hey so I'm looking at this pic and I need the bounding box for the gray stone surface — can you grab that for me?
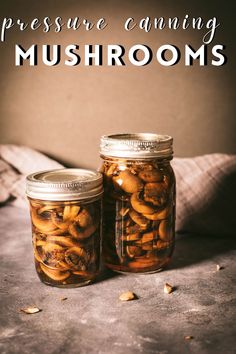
[0,205,235,354]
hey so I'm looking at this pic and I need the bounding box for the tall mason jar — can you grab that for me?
[100,133,176,273]
[26,169,103,287]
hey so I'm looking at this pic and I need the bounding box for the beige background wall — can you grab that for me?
[0,0,235,169]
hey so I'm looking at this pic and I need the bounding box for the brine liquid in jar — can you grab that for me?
[100,133,176,273]
[26,169,103,287]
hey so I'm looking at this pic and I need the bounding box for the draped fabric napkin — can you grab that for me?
[0,144,235,236]
[0,145,62,208]
[173,154,236,236]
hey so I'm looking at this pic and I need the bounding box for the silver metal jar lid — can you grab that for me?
[100,133,173,159]
[26,168,103,201]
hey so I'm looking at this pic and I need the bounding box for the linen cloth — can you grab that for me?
[0,144,235,235]
[172,154,236,236]
[0,145,62,208]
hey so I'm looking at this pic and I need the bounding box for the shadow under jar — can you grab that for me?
[100,133,176,274]
[26,169,103,287]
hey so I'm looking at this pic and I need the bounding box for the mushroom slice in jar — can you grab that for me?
[121,233,141,242]
[65,247,89,270]
[43,243,64,253]
[106,163,118,177]
[159,219,173,241]
[40,262,67,271]
[125,223,142,234]
[69,223,97,240]
[143,205,171,220]
[33,232,46,241]
[42,243,65,266]
[46,235,78,248]
[38,205,62,214]
[141,242,154,251]
[139,169,163,182]
[30,200,42,209]
[57,260,72,270]
[131,192,156,214]
[129,209,149,228]
[135,234,155,247]
[40,263,70,281]
[34,248,44,263]
[51,212,70,231]
[142,231,156,243]
[31,208,57,233]
[63,205,81,222]
[126,245,143,258]
[46,228,68,236]
[75,208,93,228]
[154,240,171,249]
[36,240,47,247]
[144,183,168,207]
[113,170,143,194]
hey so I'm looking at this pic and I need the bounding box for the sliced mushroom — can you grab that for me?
[141,242,154,251]
[42,243,65,266]
[154,240,171,249]
[142,231,156,243]
[34,248,43,263]
[134,232,157,246]
[131,192,156,214]
[40,263,70,281]
[125,223,142,234]
[113,170,143,194]
[144,183,168,207]
[139,169,163,182]
[106,163,118,177]
[51,212,70,231]
[30,200,41,209]
[129,209,149,228]
[126,245,143,258]
[33,232,46,241]
[36,240,47,247]
[121,233,141,242]
[65,247,89,270]
[38,205,62,214]
[69,223,96,240]
[39,262,67,271]
[143,205,170,220]
[31,208,57,233]
[57,260,72,270]
[75,209,92,228]
[46,228,67,236]
[159,219,173,241]
[43,243,64,253]
[63,205,81,222]
[46,235,78,248]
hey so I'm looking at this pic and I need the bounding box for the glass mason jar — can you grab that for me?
[100,133,175,273]
[26,169,103,287]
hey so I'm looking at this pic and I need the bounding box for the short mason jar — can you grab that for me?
[100,133,176,274]
[26,169,103,287]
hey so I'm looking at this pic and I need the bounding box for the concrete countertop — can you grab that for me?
[0,206,235,354]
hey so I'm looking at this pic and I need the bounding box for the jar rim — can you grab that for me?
[26,168,103,201]
[100,133,173,159]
